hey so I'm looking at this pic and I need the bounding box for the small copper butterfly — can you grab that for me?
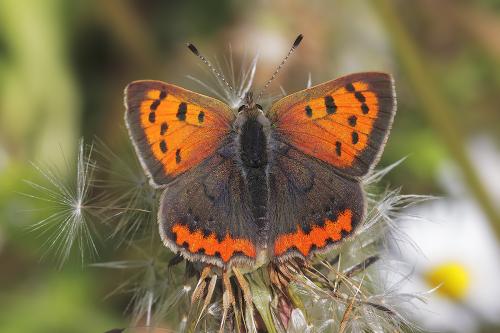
[124,35,396,268]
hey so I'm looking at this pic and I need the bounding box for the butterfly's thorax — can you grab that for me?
[235,108,271,235]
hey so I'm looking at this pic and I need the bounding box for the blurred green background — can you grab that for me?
[1,0,499,332]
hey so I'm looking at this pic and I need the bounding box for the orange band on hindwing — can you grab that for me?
[171,224,256,263]
[274,210,353,257]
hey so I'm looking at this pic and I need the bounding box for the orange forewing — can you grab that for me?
[269,73,395,177]
[275,82,376,167]
[125,81,234,186]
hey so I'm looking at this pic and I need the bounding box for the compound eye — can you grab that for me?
[238,105,245,112]
[256,104,263,110]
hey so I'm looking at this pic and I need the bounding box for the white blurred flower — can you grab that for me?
[390,137,500,332]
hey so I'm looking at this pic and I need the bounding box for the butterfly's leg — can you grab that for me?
[191,265,212,304]
[233,267,255,331]
[233,267,253,313]
[194,271,218,329]
[220,269,236,333]
[269,263,290,296]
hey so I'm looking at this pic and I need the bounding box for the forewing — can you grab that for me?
[268,72,396,177]
[125,80,235,186]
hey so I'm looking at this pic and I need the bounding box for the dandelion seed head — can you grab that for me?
[25,139,99,267]
[73,201,82,216]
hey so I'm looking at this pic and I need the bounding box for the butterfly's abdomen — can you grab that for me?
[239,117,269,230]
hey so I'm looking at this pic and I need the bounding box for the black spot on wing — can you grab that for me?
[345,83,355,92]
[148,112,156,123]
[305,105,313,118]
[159,89,167,100]
[150,99,161,111]
[354,91,366,103]
[177,103,187,121]
[324,95,337,114]
[351,132,359,144]
[348,115,357,127]
[335,141,342,156]
[302,224,312,234]
[198,111,205,123]
[361,103,369,114]
[160,122,168,135]
[159,140,167,153]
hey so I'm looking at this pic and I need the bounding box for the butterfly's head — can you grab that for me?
[238,91,263,117]
[234,91,270,136]
[244,91,255,108]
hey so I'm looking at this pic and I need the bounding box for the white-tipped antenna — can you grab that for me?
[256,34,303,101]
[186,43,233,92]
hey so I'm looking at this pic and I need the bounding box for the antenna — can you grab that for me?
[186,42,233,92]
[256,34,303,101]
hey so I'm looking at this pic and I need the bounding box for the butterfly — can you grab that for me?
[124,35,396,268]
